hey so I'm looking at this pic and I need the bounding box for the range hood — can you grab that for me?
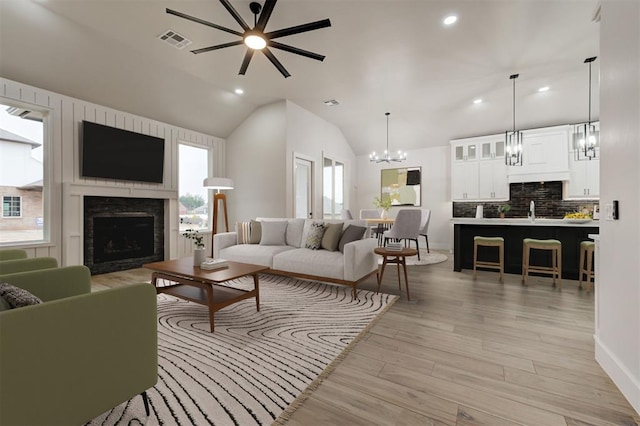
[507,125,570,183]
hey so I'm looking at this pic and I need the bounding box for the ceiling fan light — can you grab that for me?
[244,33,266,50]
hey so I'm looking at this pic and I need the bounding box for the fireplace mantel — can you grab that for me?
[62,183,180,267]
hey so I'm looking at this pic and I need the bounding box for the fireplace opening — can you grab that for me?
[93,216,154,264]
[84,196,164,275]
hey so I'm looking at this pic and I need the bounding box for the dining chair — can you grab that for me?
[419,209,431,253]
[383,209,423,259]
[341,209,354,220]
[359,209,383,241]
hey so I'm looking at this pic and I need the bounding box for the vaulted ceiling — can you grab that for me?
[0,0,600,155]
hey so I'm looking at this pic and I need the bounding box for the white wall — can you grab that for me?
[596,0,640,414]
[356,146,451,250]
[0,142,42,186]
[226,100,355,223]
[0,78,225,263]
[285,101,356,219]
[226,101,287,223]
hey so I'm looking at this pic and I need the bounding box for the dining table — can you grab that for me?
[365,218,395,245]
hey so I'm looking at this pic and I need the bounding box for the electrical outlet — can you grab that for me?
[604,203,614,221]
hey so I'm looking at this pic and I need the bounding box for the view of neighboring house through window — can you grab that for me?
[0,103,45,244]
[178,143,210,232]
[323,157,344,219]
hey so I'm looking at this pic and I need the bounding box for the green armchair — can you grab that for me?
[0,256,58,275]
[0,249,28,261]
[0,265,158,425]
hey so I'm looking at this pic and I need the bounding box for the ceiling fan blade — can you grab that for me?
[263,48,291,78]
[255,0,277,31]
[239,50,255,75]
[265,19,331,40]
[268,41,326,61]
[191,40,244,54]
[218,0,250,31]
[166,8,243,37]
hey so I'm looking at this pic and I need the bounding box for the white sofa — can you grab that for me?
[213,218,379,297]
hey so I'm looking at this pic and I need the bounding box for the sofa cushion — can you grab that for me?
[286,218,305,248]
[249,220,262,244]
[305,222,327,250]
[0,282,43,308]
[338,225,367,253]
[273,248,345,280]
[260,221,288,246]
[236,221,252,244]
[321,222,343,252]
[219,244,296,268]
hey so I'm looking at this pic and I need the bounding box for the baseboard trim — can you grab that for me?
[594,335,640,415]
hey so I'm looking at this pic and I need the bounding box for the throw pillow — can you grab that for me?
[259,221,288,246]
[236,221,252,244]
[338,225,367,253]
[321,222,344,252]
[0,295,11,312]
[305,222,327,250]
[249,220,262,244]
[0,282,43,309]
[285,218,305,248]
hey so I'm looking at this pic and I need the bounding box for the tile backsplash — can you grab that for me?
[453,181,598,218]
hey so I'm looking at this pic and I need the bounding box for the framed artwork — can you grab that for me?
[380,167,421,207]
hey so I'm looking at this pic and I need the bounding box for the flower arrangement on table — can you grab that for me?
[373,195,392,212]
[181,218,205,248]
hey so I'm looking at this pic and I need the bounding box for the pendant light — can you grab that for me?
[505,74,523,166]
[575,56,598,160]
[369,112,406,163]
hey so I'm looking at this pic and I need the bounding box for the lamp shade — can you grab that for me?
[203,177,234,190]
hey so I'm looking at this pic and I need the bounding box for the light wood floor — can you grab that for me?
[92,254,640,426]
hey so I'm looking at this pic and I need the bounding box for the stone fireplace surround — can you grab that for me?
[83,196,164,274]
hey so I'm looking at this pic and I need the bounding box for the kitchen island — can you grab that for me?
[452,218,599,280]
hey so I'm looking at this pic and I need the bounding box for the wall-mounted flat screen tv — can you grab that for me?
[81,121,165,183]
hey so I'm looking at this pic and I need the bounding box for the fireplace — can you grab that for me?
[84,196,164,274]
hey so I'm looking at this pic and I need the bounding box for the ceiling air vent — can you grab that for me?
[324,99,340,106]
[158,30,192,49]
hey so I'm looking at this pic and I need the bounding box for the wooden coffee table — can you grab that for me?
[143,257,268,332]
[374,247,418,301]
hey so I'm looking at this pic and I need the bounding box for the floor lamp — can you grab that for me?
[203,177,234,257]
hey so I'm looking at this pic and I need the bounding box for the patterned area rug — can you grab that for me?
[88,274,397,425]
[377,249,448,266]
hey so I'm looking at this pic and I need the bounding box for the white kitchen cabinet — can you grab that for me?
[451,140,479,201]
[566,155,599,198]
[452,160,479,200]
[452,136,507,201]
[478,138,508,200]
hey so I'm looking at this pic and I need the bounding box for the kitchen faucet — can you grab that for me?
[529,200,535,222]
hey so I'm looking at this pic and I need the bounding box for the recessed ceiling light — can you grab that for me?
[234,88,244,95]
[443,15,458,25]
[473,98,483,104]
[538,86,550,92]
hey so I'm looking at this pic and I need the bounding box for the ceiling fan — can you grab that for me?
[166,0,331,78]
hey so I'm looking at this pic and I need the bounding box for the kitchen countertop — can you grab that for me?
[451,218,600,227]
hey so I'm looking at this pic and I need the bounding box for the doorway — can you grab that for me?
[294,156,313,219]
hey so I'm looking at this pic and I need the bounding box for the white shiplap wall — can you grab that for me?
[1,78,225,265]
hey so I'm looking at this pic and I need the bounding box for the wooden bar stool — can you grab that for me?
[579,240,596,293]
[522,238,562,288]
[473,236,504,283]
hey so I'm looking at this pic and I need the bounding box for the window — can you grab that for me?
[2,196,21,217]
[0,102,46,244]
[178,143,210,232]
[323,157,344,219]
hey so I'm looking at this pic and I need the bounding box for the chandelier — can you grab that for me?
[369,112,406,163]
[505,74,523,166]
[574,56,598,160]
